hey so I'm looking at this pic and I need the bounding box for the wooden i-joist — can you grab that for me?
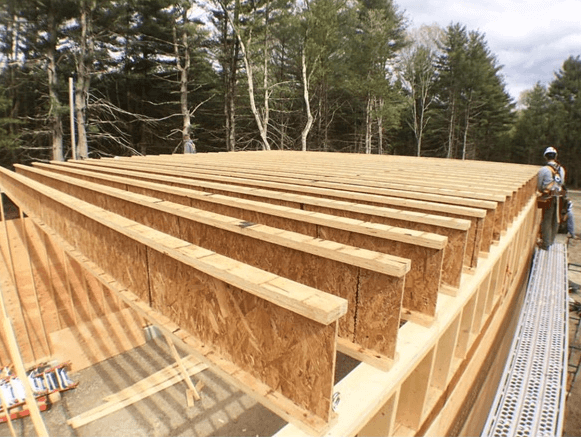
[0,151,541,435]
[30,162,470,291]
[48,158,488,268]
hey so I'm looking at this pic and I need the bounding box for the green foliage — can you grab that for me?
[510,83,553,164]
[428,23,514,160]
[548,56,581,186]
[0,89,23,169]
[0,0,575,167]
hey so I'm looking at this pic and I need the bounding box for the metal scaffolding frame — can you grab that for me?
[482,244,569,437]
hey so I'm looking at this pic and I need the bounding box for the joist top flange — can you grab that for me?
[62,158,492,218]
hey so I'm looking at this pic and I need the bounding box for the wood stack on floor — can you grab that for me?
[0,151,540,435]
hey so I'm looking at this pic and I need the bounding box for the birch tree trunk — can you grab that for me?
[462,108,469,160]
[225,12,239,152]
[261,12,270,145]
[300,49,313,152]
[220,0,270,150]
[364,95,372,154]
[237,31,270,150]
[446,97,455,159]
[47,6,64,161]
[75,1,94,159]
[174,6,190,140]
[377,97,384,155]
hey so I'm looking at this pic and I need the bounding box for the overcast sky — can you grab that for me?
[395,0,581,103]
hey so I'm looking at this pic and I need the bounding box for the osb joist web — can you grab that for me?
[0,151,540,435]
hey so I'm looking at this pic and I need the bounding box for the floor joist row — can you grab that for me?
[0,151,539,435]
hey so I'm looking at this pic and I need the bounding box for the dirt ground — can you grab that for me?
[0,336,359,437]
[0,337,287,437]
[564,189,581,437]
[2,192,581,437]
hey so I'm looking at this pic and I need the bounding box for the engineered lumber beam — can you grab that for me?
[17,165,412,364]
[104,154,499,229]
[62,158,493,261]
[256,151,539,229]
[224,150,536,197]
[28,163,451,318]
[275,196,537,437]
[126,153,505,209]
[178,157,508,242]
[42,160,479,275]
[0,167,347,429]
[131,154,509,238]
[167,150,537,235]
[23,215,338,435]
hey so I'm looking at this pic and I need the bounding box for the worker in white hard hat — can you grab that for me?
[537,146,573,248]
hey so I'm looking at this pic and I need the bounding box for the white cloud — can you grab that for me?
[397,0,581,101]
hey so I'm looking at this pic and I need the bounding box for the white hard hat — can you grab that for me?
[544,146,557,156]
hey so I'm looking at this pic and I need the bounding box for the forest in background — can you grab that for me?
[1,1,580,186]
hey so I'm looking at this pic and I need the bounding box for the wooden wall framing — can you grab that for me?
[276,187,538,437]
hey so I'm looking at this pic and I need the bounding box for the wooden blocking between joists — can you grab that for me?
[0,168,347,430]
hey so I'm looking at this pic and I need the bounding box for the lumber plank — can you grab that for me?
[68,358,207,428]
[102,355,205,403]
[164,335,200,403]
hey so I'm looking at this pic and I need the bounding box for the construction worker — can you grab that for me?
[183,134,196,154]
[558,188,579,239]
[537,146,566,249]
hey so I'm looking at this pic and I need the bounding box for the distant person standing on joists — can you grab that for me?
[537,146,565,249]
[183,134,196,154]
